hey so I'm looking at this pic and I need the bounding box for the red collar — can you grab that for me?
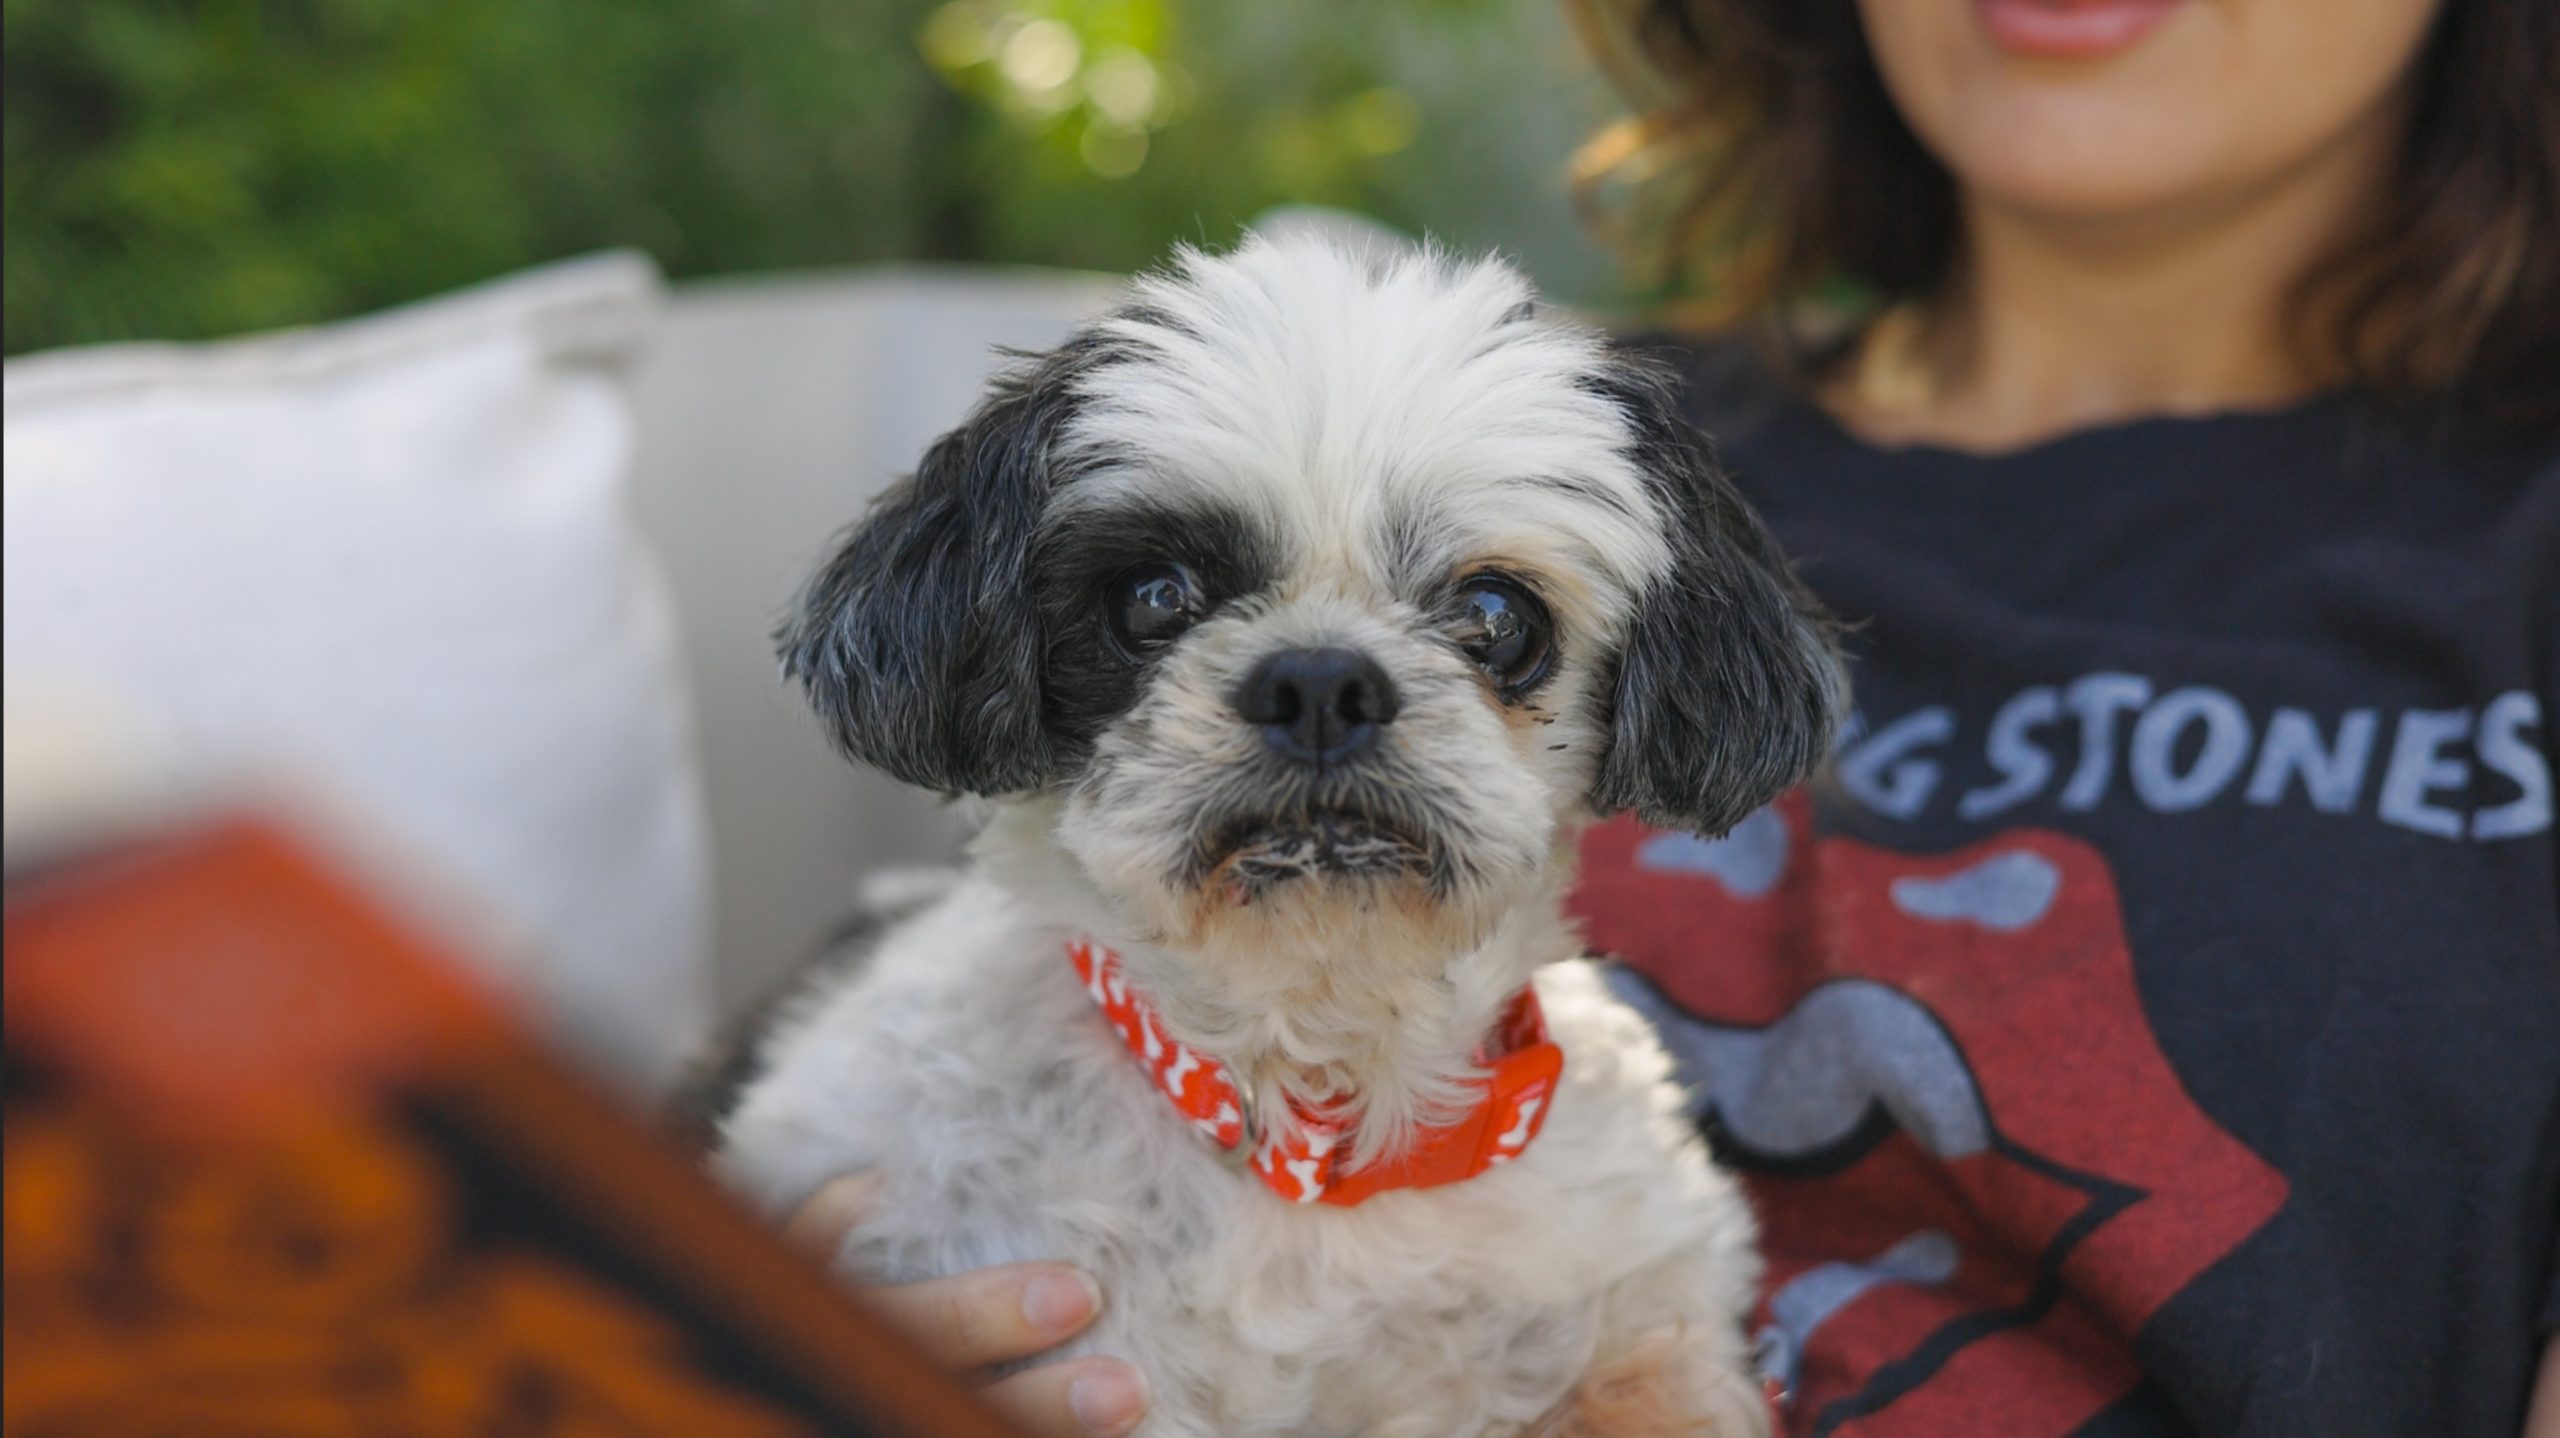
[1066,938,1562,1206]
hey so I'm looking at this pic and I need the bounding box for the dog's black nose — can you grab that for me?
[1234,647,1400,767]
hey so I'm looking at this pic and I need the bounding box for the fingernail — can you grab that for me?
[1020,1269,1101,1333]
[1068,1361,1149,1437]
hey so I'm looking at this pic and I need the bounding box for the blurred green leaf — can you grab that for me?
[4,0,1619,354]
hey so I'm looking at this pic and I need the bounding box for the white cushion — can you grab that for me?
[626,266,1120,1017]
[2,253,711,1093]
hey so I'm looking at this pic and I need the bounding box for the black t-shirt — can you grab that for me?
[1569,339,2559,1438]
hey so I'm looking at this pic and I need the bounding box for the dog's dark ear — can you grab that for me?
[1588,357,1846,835]
[777,342,1100,796]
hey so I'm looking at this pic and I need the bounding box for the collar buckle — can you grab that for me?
[1215,1085,1261,1170]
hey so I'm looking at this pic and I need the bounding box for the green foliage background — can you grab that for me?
[3,0,1620,355]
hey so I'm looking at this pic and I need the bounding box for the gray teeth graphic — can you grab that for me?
[1887,850,2061,932]
[1754,1229,1962,1400]
[1605,968,1992,1162]
[1633,805,1791,897]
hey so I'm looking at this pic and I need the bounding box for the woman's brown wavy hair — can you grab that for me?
[1568,0,2560,435]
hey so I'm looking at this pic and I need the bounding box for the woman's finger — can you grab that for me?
[980,1356,1151,1438]
[865,1261,1105,1370]
[781,1172,1128,1417]
[783,1172,888,1251]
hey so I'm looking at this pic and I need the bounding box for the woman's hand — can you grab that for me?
[787,1175,1151,1438]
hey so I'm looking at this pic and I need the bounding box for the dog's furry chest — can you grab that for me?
[718,883,1760,1437]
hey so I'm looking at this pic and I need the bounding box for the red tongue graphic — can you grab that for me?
[1572,795,2287,1437]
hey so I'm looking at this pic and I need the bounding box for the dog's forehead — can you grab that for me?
[1053,239,1676,607]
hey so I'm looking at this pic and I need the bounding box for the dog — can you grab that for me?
[710,234,1842,1436]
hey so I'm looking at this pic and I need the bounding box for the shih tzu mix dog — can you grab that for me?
[712,233,1841,1436]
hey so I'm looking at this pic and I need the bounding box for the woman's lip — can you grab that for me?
[1973,0,2186,58]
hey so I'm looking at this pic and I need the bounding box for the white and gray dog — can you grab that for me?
[711,234,1841,1437]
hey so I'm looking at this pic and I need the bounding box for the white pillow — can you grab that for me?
[2,253,711,1094]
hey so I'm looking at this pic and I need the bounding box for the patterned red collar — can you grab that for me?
[1066,938,1563,1206]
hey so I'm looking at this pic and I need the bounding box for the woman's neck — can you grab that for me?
[1828,96,2402,454]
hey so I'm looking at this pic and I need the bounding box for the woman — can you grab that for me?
[798,1,2557,1433]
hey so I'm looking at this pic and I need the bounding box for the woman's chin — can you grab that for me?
[1860,0,2438,233]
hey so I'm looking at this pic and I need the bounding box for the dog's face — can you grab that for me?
[783,237,1840,963]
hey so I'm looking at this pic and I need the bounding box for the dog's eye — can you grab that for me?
[1108,562,1205,653]
[1449,575,1554,698]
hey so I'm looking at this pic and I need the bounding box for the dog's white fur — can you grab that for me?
[719,237,1821,1436]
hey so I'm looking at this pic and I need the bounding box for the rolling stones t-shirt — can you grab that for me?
[1572,340,2559,1438]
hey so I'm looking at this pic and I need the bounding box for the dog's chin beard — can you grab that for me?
[1030,782,1539,980]
[1050,748,1547,960]
[1150,804,1518,961]
[1201,808,1432,906]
